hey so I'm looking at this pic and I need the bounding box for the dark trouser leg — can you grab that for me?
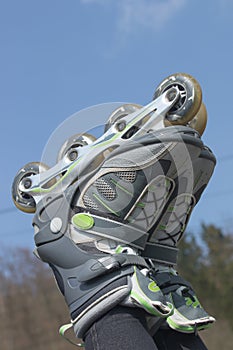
[84,306,209,350]
[84,306,158,350]
[153,328,208,350]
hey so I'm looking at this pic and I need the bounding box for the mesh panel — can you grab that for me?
[116,171,136,183]
[104,143,169,168]
[95,178,116,201]
[83,194,99,210]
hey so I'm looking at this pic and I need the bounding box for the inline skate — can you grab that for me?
[12,73,215,339]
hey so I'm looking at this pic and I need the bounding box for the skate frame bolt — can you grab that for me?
[68,149,78,161]
[115,120,126,132]
[22,178,32,189]
[166,87,178,102]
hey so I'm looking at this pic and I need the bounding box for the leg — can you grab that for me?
[84,306,158,350]
[153,328,208,350]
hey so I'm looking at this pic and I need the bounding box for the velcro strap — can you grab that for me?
[142,242,178,265]
[152,272,193,294]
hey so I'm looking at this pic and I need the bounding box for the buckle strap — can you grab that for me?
[142,242,178,265]
[77,254,148,282]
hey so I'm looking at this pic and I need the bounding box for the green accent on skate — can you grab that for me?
[92,99,166,150]
[92,131,120,148]
[136,202,145,208]
[92,193,119,216]
[59,323,72,337]
[168,206,175,212]
[31,157,82,194]
[159,224,166,231]
[167,316,212,333]
[130,267,173,317]
[130,290,160,316]
[185,296,202,309]
[148,178,171,193]
[115,245,124,254]
[127,216,134,223]
[148,185,157,192]
[110,178,133,196]
[131,289,173,318]
[148,281,160,293]
[72,213,94,230]
[167,293,212,333]
[91,111,144,149]
[167,317,196,333]
[59,323,85,347]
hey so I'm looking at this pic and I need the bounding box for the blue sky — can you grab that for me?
[1,0,233,249]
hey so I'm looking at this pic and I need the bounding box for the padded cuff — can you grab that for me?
[73,281,131,338]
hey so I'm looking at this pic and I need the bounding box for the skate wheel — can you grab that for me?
[105,103,142,132]
[188,103,207,136]
[153,73,202,125]
[12,162,49,213]
[57,133,96,162]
